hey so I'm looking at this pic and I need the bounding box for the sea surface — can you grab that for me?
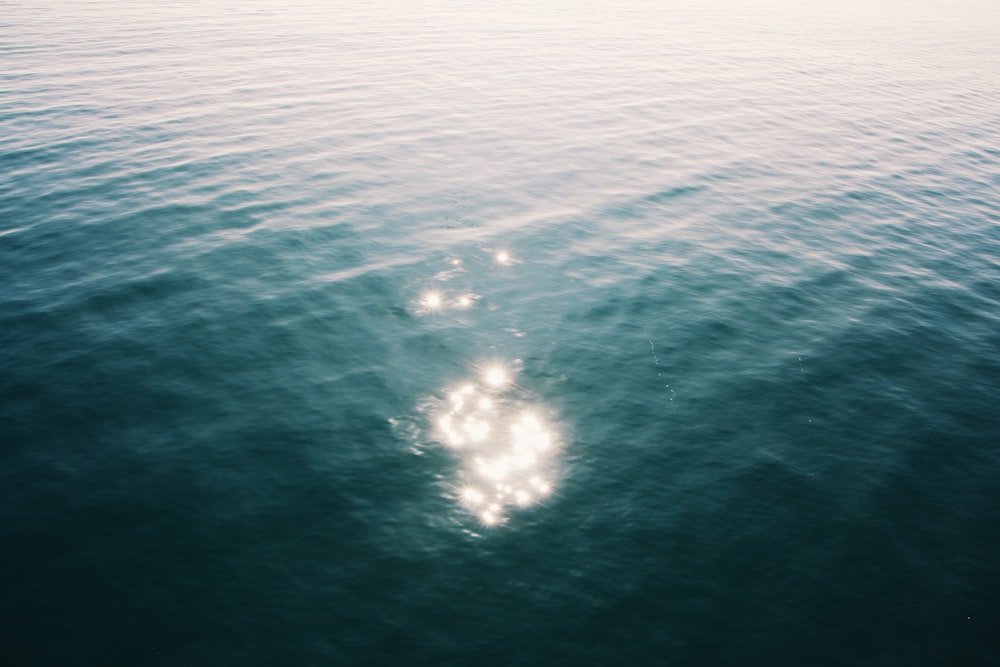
[2,1,1000,665]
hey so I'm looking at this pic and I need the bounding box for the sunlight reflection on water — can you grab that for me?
[434,363,560,526]
[406,249,563,527]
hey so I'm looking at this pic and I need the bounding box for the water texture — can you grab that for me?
[2,1,999,665]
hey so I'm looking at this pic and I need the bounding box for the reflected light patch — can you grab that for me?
[461,486,485,506]
[421,290,444,312]
[416,289,478,314]
[495,250,512,265]
[484,365,510,388]
[434,360,562,527]
[464,417,490,441]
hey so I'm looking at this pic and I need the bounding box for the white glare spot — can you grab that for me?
[496,251,511,265]
[422,290,443,311]
[536,432,551,450]
[461,487,484,506]
[530,476,552,496]
[484,365,509,388]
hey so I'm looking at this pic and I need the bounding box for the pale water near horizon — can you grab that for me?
[2,1,999,664]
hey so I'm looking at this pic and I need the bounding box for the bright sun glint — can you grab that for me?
[484,365,508,388]
[422,290,443,311]
[434,360,560,528]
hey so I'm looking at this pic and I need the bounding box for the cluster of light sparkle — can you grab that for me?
[435,364,557,526]
[418,289,475,313]
[415,251,513,316]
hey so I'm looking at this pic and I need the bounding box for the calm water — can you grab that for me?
[3,1,1000,664]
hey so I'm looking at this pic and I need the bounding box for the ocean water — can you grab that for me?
[2,1,1000,664]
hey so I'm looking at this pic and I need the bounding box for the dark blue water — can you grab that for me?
[3,1,1000,664]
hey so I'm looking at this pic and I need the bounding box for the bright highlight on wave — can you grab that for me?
[434,362,561,527]
[483,363,509,388]
[421,290,444,311]
[416,289,478,314]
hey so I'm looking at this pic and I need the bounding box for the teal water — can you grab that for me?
[3,1,1000,664]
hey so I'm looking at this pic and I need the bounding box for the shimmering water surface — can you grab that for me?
[3,1,1000,664]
